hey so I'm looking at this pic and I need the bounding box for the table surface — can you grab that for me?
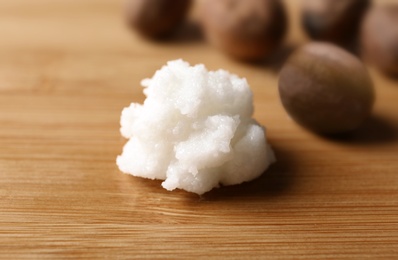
[1,0,398,258]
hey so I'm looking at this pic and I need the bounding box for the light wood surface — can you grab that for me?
[1,0,398,259]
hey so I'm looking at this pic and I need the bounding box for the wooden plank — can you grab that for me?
[1,0,397,258]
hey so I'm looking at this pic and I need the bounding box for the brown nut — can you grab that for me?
[200,0,287,61]
[125,0,192,39]
[302,0,370,45]
[278,42,375,135]
[362,5,398,76]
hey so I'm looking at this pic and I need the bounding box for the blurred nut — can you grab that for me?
[125,0,192,39]
[200,0,287,61]
[278,42,375,135]
[302,0,370,45]
[362,5,398,76]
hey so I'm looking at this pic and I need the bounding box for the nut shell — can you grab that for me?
[126,0,192,38]
[278,43,375,135]
[200,0,287,60]
[362,5,398,75]
[302,0,370,45]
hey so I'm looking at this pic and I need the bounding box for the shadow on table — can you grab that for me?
[382,71,398,81]
[322,115,398,146]
[237,44,297,73]
[150,21,203,44]
[260,44,297,72]
[202,142,298,201]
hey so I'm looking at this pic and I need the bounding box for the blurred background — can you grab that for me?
[0,0,397,94]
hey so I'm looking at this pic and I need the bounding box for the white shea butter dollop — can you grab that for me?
[117,60,275,195]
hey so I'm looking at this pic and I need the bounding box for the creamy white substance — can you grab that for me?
[117,60,275,195]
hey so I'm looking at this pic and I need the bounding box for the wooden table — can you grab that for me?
[1,0,397,258]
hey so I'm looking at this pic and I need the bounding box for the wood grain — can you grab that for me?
[1,0,398,259]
